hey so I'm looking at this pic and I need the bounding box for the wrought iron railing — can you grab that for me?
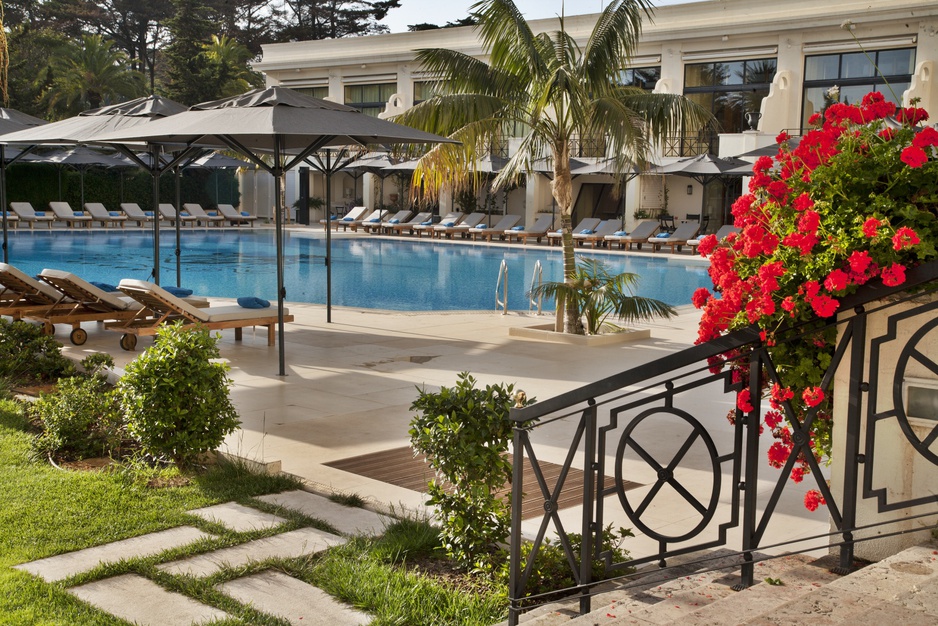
[662,131,719,157]
[506,261,938,624]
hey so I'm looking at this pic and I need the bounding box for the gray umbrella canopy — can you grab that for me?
[89,86,456,376]
[734,136,802,158]
[31,146,133,206]
[0,108,48,263]
[651,153,751,183]
[187,151,252,169]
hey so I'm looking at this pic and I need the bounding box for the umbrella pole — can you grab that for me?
[325,150,333,324]
[175,166,182,287]
[274,137,286,376]
[1,147,7,264]
[150,146,161,284]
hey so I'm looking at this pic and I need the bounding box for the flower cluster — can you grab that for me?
[695,92,938,508]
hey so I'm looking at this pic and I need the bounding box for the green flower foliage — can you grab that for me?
[409,372,533,572]
[694,92,938,509]
[118,322,239,467]
[31,375,122,461]
[0,318,75,385]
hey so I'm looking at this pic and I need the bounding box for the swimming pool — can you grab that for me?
[5,230,711,311]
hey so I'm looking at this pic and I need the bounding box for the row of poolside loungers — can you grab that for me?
[2,201,258,229]
[322,206,734,254]
[0,262,291,351]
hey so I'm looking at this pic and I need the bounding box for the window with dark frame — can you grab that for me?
[344,83,397,117]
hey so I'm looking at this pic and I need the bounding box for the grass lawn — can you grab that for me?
[0,399,506,625]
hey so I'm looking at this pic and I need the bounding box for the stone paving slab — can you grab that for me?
[188,501,287,533]
[14,526,213,582]
[157,527,346,578]
[70,573,229,626]
[256,490,391,536]
[218,569,370,625]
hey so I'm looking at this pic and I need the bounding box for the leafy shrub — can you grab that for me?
[31,375,122,460]
[0,318,75,384]
[118,322,239,467]
[409,372,533,572]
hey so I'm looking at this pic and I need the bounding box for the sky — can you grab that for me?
[378,0,684,34]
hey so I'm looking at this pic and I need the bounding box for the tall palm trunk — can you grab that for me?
[552,140,582,333]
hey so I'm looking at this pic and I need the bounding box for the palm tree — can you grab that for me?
[201,34,263,98]
[531,258,675,335]
[395,0,711,332]
[42,34,143,118]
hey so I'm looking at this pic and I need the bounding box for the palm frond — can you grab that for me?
[471,0,548,81]
[583,0,655,86]
[413,48,524,98]
[616,90,717,139]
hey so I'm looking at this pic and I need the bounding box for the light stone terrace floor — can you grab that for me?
[56,233,829,558]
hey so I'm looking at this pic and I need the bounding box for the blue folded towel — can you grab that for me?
[207,211,218,216]
[441,221,455,227]
[108,211,120,216]
[613,230,627,236]
[180,211,189,216]
[90,281,118,292]
[655,232,670,238]
[144,211,154,217]
[579,229,594,235]
[73,211,84,217]
[474,225,487,229]
[367,217,380,223]
[163,286,193,297]
[420,220,432,226]
[511,225,525,231]
[389,219,400,224]
[237,296,270,309]
[241,211,250,217]
[342,216,354,221]
[34,211,45,216]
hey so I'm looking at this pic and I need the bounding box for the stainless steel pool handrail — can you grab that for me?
[496,259,508,315]
[528,259,542,314]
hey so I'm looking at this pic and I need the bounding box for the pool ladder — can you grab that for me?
[528,260,543,314]
[496,260,508,315]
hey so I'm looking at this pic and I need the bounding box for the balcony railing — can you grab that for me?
[662,131,719,157]
[506,260,938,625]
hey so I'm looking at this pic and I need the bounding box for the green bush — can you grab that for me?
[31,375,122,460]
[118,322,240,467]
[0,318,75,384]
[409,372,533,572]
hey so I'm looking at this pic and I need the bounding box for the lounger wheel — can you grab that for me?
[119,334,137,351]
[70,328,88,346]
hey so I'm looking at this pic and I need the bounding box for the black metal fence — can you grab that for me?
[506,261,938,624]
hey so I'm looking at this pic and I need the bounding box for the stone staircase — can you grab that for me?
[505,542,938,625]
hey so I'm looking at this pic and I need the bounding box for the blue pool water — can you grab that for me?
[5,230,711,311]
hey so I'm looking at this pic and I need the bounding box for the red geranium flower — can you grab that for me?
[892,226,920,250]
[881,263,907,287]
[802,386,825,407]
[861,217,881,238]
[901,146,928,168]
[804,490,827,512]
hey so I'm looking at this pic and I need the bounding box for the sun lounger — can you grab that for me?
[84,203,128,228]
[546,217,601,246]
[216,204,258,227]
[0,210,19,229]
[434,212,485,238]
[574,220,622,248]
[468,214,522,241]
[108,279,293,350]
[413,212,463,238]
[49,201,93,228]
[649,221,701,253]
[362,209,412,234]
[0,262,73,320]
[503,215,555,244]
[687,224,740,253]
[9,202,55,229]
[182,203,225,227]
[386,211,433,235]
[159,203,198,226]
[119,203,155,226]
[345,208,390,232]
[604,220,659,250]
[320,206,367,231]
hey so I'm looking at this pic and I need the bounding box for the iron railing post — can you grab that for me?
[508,416,526,626]
[839,310,866,573]
[739,348,763,588]
[579,401,598,616]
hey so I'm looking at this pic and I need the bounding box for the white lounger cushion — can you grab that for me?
[1,263,68,302]
[40,269,142,311]
[118,279,285,322]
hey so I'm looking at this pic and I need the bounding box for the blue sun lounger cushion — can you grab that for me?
[108,211,121,216]
[389,219,400,224]
[241,211,251,217]
[655,232,670,238]
[237,296,270,309]
[613,231,628,236]
[163,286,193,297]
[511,225,525,231]
[144,211,154,217]
[474,224,487,229]
[207,211,218,216]
[34,211,45,216]
[90,281,119,292]
[579,228,594,235]
[420,220,432,226]
[342,216,355,221]
[74,211,84,217]
[441,220,455,227]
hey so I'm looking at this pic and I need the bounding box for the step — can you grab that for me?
[218,569,371,625]
[157,527,346,577]
[70,573,229,626]
[256,489,392,536]
[14,526,213,582]
[187,501,287,532]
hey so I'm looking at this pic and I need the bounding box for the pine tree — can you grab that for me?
[162,0,214,105]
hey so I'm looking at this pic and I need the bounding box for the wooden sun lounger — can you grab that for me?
[604,220,660,250]
[0,262,74,320]
[49,201,93,228]
[84,203,128,228]
[321,206,367,231]
[546,217,601,246]
[362,209,412,234]
[159,203,198,226]
[413,212,463,238]
[217,204,258,226]
[649,221,702,253]
[182,203,225,227]
[119,203,155,226]
[108,279,293,351]
[432,212,485,238]
[386,211,432,235]
[468,214,522,241]
[503,215,555,244]
[9,202,55,229]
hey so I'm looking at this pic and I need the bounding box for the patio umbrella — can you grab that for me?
[1,95,190,283]
[185,151,252,205]
[0,108,47,263]
[651,153,751,223]
[340,151,399,210]
[33,146,133,206]
[734,136,802,159]
[89,86,456,376]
